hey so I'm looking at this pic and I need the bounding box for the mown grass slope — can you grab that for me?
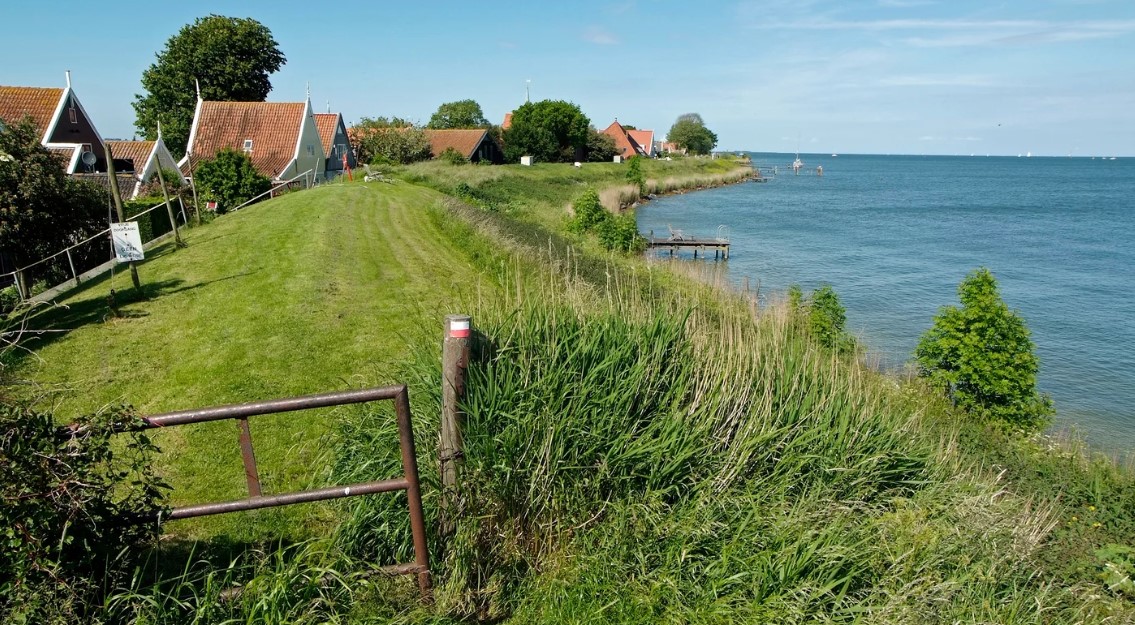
[13,180,487,540]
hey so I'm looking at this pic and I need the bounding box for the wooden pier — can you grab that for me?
[647,237,730,260]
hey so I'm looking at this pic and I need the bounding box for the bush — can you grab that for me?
[123,198,174,243]
[625,155,645,195]
[596,213,646,253]
[915,267,1054,430]
[439,147,468,165]
[567,188,607,233]
[193,149,272,214]
[0,404,167,622]
[786,284,856,353]
[0,285,19,316]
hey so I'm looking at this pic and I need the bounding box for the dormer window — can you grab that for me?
[242,139,253,153]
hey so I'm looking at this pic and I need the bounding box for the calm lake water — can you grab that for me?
[637,153,1135,451]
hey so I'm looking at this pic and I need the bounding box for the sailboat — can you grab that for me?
[792,151,804,174]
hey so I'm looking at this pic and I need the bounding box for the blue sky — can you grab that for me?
[3,0,1132,156]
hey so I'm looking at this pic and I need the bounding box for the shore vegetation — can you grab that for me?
[3,158,1133,623]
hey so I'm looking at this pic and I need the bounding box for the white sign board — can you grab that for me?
[111,222,144,262]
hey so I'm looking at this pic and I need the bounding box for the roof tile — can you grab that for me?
[106,140,155,172]
[313,113,340,155]
[187,101,306,178]
[0,86,63,136]
[423,129,491,159]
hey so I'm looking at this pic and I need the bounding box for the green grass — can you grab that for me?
[7,160,1135,623]
[11,179,488,541]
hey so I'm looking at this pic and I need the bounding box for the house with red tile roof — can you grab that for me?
[627,129,655,158]
[105,136,180,199]
[313,112,356,178]
[423,129,504,164]
[0,73,108,173]
[601,120,649,160]
[179,96,326,184]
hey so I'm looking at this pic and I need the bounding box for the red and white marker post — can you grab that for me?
[440,314,471,535]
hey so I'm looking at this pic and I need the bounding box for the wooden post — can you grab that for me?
[439,314,471,535]
[154,163,182,247]
[187,157,202,226]
[104,144,141,292]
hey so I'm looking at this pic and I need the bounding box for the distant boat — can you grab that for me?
[792,152,804,174]
[831,153,838,157]
[1027,151,1032,158]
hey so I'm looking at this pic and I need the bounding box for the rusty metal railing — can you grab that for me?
[132,385,431,595]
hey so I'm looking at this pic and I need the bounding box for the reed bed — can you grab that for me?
[330,266,1134,623]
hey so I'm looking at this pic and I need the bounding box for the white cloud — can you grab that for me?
[582,26,619,45]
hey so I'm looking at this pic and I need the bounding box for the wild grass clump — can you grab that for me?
[598,184,640,211]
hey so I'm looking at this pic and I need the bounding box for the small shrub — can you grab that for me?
[785,284,855,353]
[567,188,607,234]
[625,155,645,195]
[0,404,167,622]
[809,285,855,353]
[915,267,1053,430]
[439,147,468,165]
[0,285,19,315]
[595,213,647,252]
[193,149,272,214]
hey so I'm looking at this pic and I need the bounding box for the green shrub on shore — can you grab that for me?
[568,188,646,252]
[916,267,1053,431]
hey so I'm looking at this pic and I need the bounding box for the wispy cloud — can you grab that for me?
[750,17,1135,47]
[877,0,935,7]
[879,74,996,87]
[582,26,619,45]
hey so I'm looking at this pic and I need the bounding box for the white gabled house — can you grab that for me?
[179,95,326,184]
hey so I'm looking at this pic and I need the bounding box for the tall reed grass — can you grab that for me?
[331,264,1133,622]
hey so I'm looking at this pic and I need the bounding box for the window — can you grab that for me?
[307,144,314,155]
[243,139,253,153]
[68,107,77,124]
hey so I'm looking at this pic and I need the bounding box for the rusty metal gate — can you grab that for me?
[130,385,431,595]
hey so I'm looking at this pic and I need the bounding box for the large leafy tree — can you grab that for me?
[666,113,718,155]
[427,99,490,129]
[503,100,590,163]
[133,15,286,157]
[0,118,106,291]
[352,117,432,165]
[915,268,1054,430]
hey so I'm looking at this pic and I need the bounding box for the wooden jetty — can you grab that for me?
[647,236,731,260]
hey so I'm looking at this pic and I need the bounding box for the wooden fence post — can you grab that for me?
[439,314,471,535]
[104,144,141,292]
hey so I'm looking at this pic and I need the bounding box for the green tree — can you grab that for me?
[503,100,590,163]
[0,118,106,291]
[193,148,271,213]
[426,99,490,129]
[915,268,1054,429]
[585,127,617,162]
[352,117,432,165]
[666,113,718,155]
[625,155,645,194]
[133,15,286,157]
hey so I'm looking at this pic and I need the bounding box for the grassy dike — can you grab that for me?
[10,157,1135,622]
